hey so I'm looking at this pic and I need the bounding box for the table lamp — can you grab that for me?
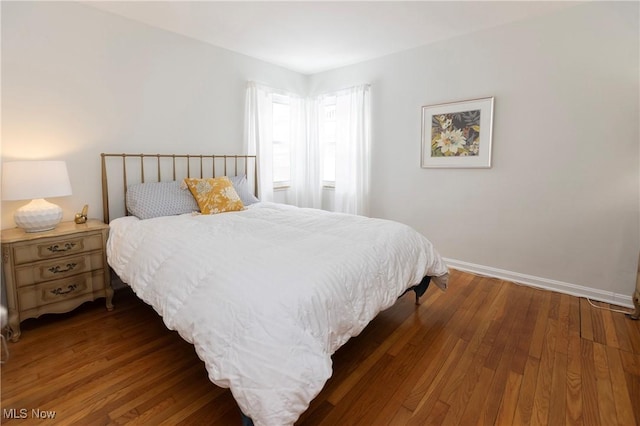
[1,161,72,232]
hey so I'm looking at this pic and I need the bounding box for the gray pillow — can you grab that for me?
[228,175,260,206]
[126,181,199,219]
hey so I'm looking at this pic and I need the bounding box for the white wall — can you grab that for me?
[309,2,639,303]
[2,2,638,305]
[1,1,306,227]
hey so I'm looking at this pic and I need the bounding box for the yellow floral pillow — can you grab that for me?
[183,177,244,214]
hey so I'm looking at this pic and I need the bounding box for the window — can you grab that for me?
[272,94,291,187]
[247,82,369,213]
[320,96,337,186]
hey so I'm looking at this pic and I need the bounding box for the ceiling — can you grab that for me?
[86,1,579,75]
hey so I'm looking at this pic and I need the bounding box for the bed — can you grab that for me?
[101,153,449,426]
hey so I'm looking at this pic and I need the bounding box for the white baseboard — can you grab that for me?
[443,258,634,309]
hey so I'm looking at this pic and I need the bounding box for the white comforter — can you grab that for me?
[107,202,448,425]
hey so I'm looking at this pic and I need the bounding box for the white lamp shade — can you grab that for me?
[2,161,72,232]
[2,161,72,201]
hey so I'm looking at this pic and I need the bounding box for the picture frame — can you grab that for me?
[421,96,494,168]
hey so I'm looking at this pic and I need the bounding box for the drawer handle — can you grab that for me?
[50,284,78,296]
[47,242,77,253]
[48,263,78,274]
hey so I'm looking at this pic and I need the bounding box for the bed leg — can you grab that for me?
[241,412,254,426]
[412,276,431,306]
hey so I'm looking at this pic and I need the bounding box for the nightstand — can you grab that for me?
[1,220,113,342]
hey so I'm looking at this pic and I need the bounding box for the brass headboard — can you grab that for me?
[101,153,257,223]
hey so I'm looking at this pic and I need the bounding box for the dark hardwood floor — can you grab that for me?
[2,269,639,425]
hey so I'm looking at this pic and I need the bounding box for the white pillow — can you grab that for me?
[227,175,260,206]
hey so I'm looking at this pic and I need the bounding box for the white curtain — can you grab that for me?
[333,85,371,216]
[245,82,274,202]
[291,98,322,209]
[245,82,370,215]
[246,82,322,209]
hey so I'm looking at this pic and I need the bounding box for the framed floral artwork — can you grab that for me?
[421,97,494,168]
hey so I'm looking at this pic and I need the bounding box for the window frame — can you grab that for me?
[271,93,292,189]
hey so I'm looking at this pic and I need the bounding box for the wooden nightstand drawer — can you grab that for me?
[14,252,105,287]
[17,270,104,312]
[11,233,103,265]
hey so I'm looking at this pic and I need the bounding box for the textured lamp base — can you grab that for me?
[14,199,63,233]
